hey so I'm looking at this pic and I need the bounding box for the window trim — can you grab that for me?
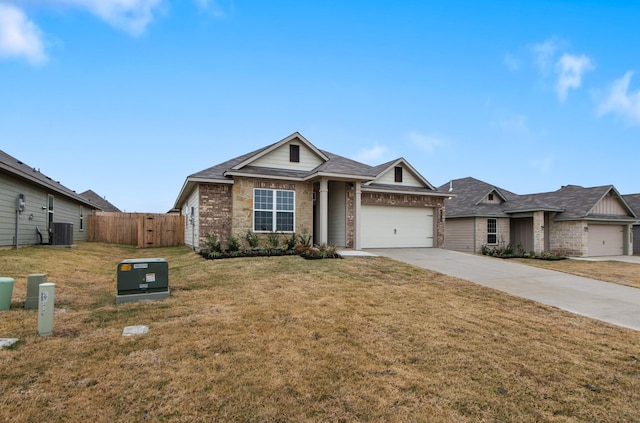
[47,194,54,232]
[487,218,498,245]
[253,188,295,233]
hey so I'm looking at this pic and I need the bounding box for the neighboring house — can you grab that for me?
[440,177,637,257]
[174,132,450,250]
[0,149,101,247]
[622,194,640,255]
[80,190,121,213]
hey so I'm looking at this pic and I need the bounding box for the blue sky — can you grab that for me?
[1,1,639,213]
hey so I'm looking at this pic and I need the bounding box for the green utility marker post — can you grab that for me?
[38,283,55,336]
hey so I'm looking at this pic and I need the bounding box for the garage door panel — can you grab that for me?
[362,206,433,248]
[588,224,624,256]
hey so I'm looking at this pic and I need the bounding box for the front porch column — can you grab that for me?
[533,211,545,254]
[354,182,362,250]
[318,177,328,245]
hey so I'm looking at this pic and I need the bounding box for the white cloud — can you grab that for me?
[555,53,593,102]
[354,145,389,165]
[0,2,47,64]
[532,38,560,75]
[194,0,229,17]
[598,71,640,125]
[530,156,554,174]
[55,0,165,36]
[409,131,446,154]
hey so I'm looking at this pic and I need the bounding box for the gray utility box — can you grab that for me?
[116,258,169,304]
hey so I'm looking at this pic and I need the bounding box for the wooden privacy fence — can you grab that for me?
[88,212,184,248]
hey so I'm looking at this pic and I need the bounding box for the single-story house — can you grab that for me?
[440,177,637,257]
[622,194,640,255]
[174,132,451,250]
[0,149,101,247]
[80,190,121,213]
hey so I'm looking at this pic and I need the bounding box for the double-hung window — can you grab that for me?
[487,218,497,244]
[254,189,295,232]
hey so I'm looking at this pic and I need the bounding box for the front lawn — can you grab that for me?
[512,258,640,289]
[1,243,640,422]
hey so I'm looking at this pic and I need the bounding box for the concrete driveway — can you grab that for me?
[367,248,640,331]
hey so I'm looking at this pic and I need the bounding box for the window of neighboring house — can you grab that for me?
[290,144,300,163]
[79,206,84,231]
[487,218,497,244]
[47,194,54,231]
[254,188,295,232]
[394,166,403,183]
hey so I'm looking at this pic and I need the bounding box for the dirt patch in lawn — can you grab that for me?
[1,243,640,422]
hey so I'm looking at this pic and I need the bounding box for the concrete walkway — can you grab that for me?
[367,248,640,331]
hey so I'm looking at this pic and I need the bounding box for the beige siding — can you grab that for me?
[328,181,346,246]
[591,196,629,215]
[479,191,503,204]
[376,166,423,187]
[251,140,324,171]
[444,218,475,253]
[182,186,200,249]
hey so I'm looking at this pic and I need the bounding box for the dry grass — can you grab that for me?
[512,258,640,289]
[2,243,640,422]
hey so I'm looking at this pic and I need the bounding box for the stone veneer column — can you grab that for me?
[533,211,545,254]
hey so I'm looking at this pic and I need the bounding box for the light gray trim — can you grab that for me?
[364,157,437,190]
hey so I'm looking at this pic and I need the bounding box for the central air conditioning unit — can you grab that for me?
[50,222,74,246]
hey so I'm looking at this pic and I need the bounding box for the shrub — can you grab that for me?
[298,232,312,247]
[267,230,281,250]
[205,233,221,253]
[284,232,298,251]
[244,229,260,249]
[227,235,241,252]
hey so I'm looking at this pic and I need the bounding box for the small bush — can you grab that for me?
[244,229,260,249]
[205,233,222,253]
[284,233,298,251]
[227,235,241,252]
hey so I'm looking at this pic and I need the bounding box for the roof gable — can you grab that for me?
[366,158,436,190]
[231,132,328,172]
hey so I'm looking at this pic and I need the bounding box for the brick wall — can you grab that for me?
[198,183,233,246]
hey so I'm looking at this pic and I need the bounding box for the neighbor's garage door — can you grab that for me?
[361,206,434,248]
[588,224,624,256]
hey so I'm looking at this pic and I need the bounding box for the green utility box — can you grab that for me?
[116,258,169,304]
[0,277,14,311]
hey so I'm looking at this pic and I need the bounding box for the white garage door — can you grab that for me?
[361,206,434,248]
[588,224,624,256]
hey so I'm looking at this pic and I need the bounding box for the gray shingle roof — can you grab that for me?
[622,194,640,220]
[0,149,99,209]
[441,177,636,221]
[79,190,121,213]
[437,177,519,217]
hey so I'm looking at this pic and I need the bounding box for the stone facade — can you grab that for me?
[346,190,446,248]
[230,177,314,243]
[475,217,510,253]
[532,211,545,254]
[549,220,588,257]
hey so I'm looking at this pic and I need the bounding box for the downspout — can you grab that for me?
[15,209,19,249]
